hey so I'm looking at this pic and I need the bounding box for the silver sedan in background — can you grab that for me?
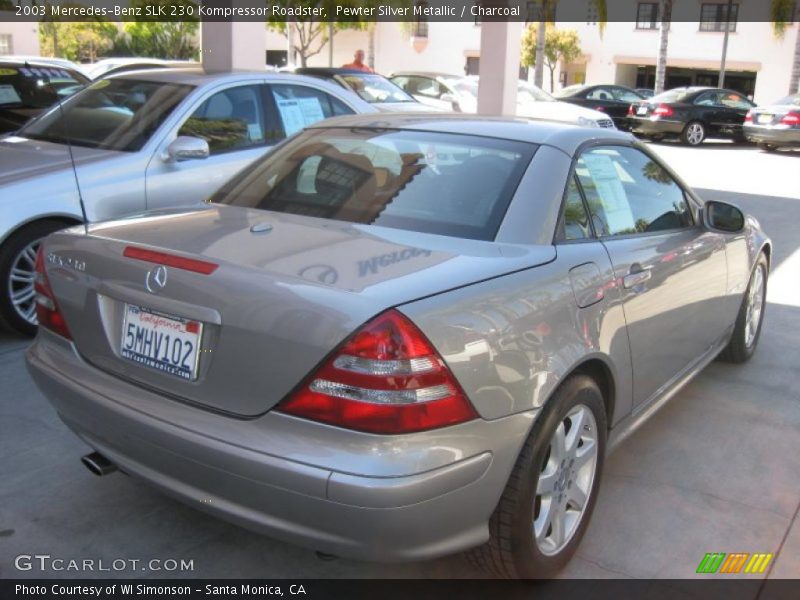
[27,115,770,578]
[0,68,376,334]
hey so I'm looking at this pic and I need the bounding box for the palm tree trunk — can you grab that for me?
[368,24,375,70]
[790,25,800,94]
[534,19,546,88]
[654,0,672,94]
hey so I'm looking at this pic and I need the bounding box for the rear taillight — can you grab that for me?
[34,247,72,339]
[744,110,753,122]
[594,106,606,112]
[277,310,477,434]
[781,112,800,126]
[627,104,635,116]
[652,104,674,118]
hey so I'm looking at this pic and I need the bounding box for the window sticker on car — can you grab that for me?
[0,68,18,76]
[247,122,264,142]
[275,96,326,136]
[0,84,22,105]
[581,153,636,234]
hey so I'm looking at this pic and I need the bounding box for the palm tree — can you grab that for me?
[771,0,800,94]
[654,0,673,94]
[532,0,605,88]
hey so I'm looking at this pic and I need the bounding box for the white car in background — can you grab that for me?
[391,72,615,128]
[0,68,376,335]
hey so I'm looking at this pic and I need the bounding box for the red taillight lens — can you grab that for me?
[781,111,800,126]
[744,110,753,122]
[627,104,635,116]
[594,106,606,112]
[652,104,674,117]
[277,310,478,434]
[123,246,218,274]
[34,247,72,339]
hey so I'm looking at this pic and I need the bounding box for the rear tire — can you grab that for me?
[681,121,706,146]
[758,143,778,153]
[0,220,70,336]
[719,254,768,364]
[466,375,607,578]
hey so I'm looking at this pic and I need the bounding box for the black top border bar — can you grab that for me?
[1,0,797,23]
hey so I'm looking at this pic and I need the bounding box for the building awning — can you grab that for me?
[614,55,761,71]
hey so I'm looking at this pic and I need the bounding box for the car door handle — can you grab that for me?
[623,269,652,289]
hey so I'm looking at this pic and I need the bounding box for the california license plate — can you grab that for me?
[120,304,202,380]
[758,113,773,124]
[637,106,648,115]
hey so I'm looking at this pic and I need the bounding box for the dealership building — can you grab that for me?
[266,3,799,105]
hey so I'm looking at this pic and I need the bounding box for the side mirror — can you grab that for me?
[704,200,745,233]
[166,136,209,162]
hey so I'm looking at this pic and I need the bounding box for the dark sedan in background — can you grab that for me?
[554,84,644,129]
[744,92,800,152]
[0,59,89,134]
[628,86,755,146]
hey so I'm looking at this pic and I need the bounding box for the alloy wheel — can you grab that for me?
[744,264,765,348]
[686,123,705,145]
[533,404,599,556]
[8,239,40,326]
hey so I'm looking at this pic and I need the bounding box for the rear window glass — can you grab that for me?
[212,128,536,241]
[651,89,694,103]
[0,65,88,108]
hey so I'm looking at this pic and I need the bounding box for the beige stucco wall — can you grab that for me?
[0,15,40,56]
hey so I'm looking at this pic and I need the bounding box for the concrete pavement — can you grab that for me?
[0,143,798,581]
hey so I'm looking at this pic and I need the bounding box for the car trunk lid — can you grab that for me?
[45,205,554,416]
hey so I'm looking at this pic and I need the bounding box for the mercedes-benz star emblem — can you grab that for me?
[145,265,168,293]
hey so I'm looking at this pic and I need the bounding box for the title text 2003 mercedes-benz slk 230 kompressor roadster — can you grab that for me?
[26,115,770,578]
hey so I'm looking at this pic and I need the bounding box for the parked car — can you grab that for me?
[4,55,89,78]
[85,58,199,80]
[743,92,800,152]
[26,114,770,578]
[389,71,476,112]
[516,80,615,128]
[393,73,614,128]
[294,67,435,112]
[628,86,755,145]
[0,59,89,134]
[0,69,376,335]
[553,84,645,129]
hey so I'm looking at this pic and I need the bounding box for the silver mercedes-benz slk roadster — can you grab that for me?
[26,114,770,578]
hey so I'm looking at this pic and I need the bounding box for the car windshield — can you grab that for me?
[19,77,193,152]
[0,64,88,109]
[518,82,556,102]
[651,89,695,103]
[339,74,415,103]
[774,93,800,106]
[212,128,536,241]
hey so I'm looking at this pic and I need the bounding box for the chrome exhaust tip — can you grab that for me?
[81,452,117,476]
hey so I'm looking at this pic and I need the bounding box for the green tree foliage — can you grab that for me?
[111,0,199,59]
[521,24,582,92]
[113,20,198,59]
[268,0,408,67]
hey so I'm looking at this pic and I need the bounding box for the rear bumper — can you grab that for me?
[744,126,800,147]
[26,331,536,562]
[630,117,684,136]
